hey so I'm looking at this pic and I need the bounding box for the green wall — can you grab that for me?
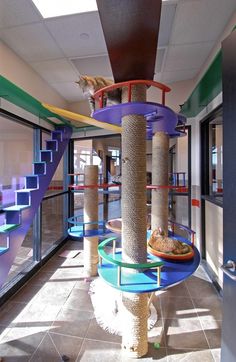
[181,51,222,118]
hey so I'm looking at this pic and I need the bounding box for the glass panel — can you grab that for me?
[0,114,34,285]
[41,194,67,255]
[169,130,188,187]
[42,131,64,196]
[209,117,223,197]
[0,115,33,209]
[73,139,103,185]
[3,226,33,285]
[169,194,189,227]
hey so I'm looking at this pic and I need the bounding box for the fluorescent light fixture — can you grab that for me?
[32,0,98,18]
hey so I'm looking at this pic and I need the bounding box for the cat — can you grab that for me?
[76,75,121,115]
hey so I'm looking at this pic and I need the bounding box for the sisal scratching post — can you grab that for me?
[151,132,169,234]
[84,165,98,277]
[121,84,148,358]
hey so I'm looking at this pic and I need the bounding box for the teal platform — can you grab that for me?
[98,237,200,293]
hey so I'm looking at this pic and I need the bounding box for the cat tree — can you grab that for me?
[121,84,148,357]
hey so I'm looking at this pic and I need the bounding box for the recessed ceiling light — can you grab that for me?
[32,0,98,19]
[80,33,90,40]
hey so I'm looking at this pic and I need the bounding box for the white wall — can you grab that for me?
[205,201,223,288]
[184,14,236,270]
[0,40,67,108]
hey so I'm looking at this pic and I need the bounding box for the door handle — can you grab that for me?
[220,260,236,281]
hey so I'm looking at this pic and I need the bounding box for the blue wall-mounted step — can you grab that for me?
[46,140,58,152]
[0,126,72,288]
[40,150,52,163]
[16,190,31,206]
[0,224,19,233]
[0,247,8,256]
[25,175,39,189]
[4,205,29,212]
[51,130,63,142]
[5,210,21,225]
[33,162,46,175]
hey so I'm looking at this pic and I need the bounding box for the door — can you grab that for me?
[221,30,236,362]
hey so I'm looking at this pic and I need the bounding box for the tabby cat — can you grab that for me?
[76,75,121,115]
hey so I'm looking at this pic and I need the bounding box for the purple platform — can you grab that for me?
[93,102,186,139]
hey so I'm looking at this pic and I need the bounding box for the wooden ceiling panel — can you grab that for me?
[96,0,162,82]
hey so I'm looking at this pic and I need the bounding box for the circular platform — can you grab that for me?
[93,102,186,139]
[98,237,200,293]
[68,218,112,239]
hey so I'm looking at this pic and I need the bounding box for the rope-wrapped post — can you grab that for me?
[84,165,99,277]
[151,132,169,234]
[121,84,148,358]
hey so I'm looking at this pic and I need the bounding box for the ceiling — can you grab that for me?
[0,0,236,103]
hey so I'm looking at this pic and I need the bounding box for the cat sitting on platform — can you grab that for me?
[149,227,190,255]
[76,75,121,116]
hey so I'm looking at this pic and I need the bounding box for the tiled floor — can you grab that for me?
[0,239,222,361]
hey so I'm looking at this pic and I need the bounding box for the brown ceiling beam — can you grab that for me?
[96,0,162,82]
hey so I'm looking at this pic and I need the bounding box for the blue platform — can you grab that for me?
[98,237,200,293]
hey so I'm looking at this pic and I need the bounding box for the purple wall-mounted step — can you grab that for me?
[46,140,58,152]
[40,150,53,163]
[33,162,46,175]
[0,126,72,287]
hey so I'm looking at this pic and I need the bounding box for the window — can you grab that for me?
[201,109,223,204]
[108,147,120,167]
[0,110,70,293]
[209,118,223,195]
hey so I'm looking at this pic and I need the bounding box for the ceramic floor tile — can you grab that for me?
[167,348,214,361]
[10,284,42,304]
[26,271,55,286]
[185,277,218,299]
[160,296,197,319]
[85,317,122,344]
[73,277,93,291]
[0,302,27,327]
[148,293,162,319]
[192,296,222,322]
[0,325,11,343]
[76,338,120,362]
[77,338,168,362]
[50,267,84,281]
[41,256,66,272]
[147,318,166,348]
[63,288,93,312]
[200,320,222,349]
[0,329,45,361]
[51,307,93,338]
[29,333,62,362]
[164,317,209,349]
[13,302,61,327]
[47,332,83,361]
[162,282,191,298]
[192,265,212,281]
[32,281,75,306]
[211,348,221,362]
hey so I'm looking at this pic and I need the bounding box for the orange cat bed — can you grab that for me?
[147,228,194,261]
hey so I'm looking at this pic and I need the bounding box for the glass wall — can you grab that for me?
[209,118,223,196]
[72,137,121,224]
[168,127,190,227]
[0,115,33,209]
[0,114,34,286]
[42,194,68,255]
[42,131,65,196]
[0,111,69,293]
[201,108,223,204]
